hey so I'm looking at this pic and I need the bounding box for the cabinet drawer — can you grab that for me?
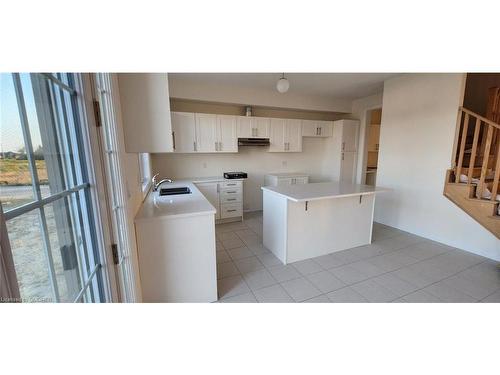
[221,180,242,188]
[220,188,242,202]
[220,194,241,204]
[220,203,242,218]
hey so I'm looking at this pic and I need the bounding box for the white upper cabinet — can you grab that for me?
[118,73,173,153]
[302,120,333,137]
[216,115,238,152]
[195,113,218,152]
[253,117,270,138]
[269,118,286,152]
[285,119,302,152]
[269,118,302,152]
[237,116,270,138]
[171,112,196,153]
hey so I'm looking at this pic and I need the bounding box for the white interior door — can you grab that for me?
[217,115,237,152]
[171,112,196,153]
[195,113,217,152]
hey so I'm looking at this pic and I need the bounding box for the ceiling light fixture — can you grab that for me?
[276,73,289,93]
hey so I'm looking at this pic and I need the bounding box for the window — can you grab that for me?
[0,73,105,302]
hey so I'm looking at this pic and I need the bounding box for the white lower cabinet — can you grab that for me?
[195,179,243,222]
[264,174,310,187]
[196,182,221,220]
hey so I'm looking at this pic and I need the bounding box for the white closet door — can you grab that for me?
[171,112,196,153]
[285,119,302,152]
[217,115,237,152]
[269,118,286,152]
[195,113,217,152]
[340,152,357,184]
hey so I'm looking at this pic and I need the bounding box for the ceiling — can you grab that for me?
[169,73,398,101]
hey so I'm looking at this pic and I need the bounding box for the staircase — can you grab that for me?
[443,105,500,239]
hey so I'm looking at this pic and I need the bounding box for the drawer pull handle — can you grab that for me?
[226,190,237,193]
[227,209,237,212]
[227,198,236,201]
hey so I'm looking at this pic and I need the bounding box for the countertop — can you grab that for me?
[261,181,388,202]
[135,177,244,222]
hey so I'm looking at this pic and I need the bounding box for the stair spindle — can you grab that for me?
[478,125,494,199]
[455,113,469,182]
[467,118,482,183]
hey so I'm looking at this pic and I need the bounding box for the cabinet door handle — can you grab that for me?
[193,141,197,151]
[172,131,176,150]
[342,141,345,151]
[319,127,322,135]
[219,142,223,150]
[342,153,344,161]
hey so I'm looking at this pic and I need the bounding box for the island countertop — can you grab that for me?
[261,181,388,202]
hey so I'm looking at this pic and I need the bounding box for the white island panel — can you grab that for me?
[286,194,375,263]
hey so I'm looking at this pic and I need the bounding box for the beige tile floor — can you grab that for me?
[216,211,500,303]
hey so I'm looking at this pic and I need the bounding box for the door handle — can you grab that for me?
[172,131,176,150]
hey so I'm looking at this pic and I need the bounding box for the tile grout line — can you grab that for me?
[217,217,494,303]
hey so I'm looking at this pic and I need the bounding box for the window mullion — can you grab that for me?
[12,73,60,302]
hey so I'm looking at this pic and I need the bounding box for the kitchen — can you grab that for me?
[121,73,391,302]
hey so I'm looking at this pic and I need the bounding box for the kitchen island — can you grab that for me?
[261,181,387,264]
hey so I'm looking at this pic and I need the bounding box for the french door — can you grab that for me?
[0,73,111,302]
[92,73,138,302]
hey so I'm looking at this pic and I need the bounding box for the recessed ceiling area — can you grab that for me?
[168,73,399,113]
[169,73,398,100]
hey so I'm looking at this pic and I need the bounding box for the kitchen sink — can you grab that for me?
[159,187,191,196]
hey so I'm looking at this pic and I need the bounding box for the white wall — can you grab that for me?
[152,138,333,211]
[375,73,499,261]
[351,93,383,184]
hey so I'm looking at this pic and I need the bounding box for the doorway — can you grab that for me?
[364,108,382,186]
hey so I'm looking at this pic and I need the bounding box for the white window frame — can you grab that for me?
[2,73,114,303]
[138,152,152,199]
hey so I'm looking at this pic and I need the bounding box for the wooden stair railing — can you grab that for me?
[451,107,500,202]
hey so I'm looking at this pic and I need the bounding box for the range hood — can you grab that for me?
[238,138,270,146]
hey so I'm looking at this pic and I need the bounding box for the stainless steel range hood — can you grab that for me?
[238,138,270,146]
